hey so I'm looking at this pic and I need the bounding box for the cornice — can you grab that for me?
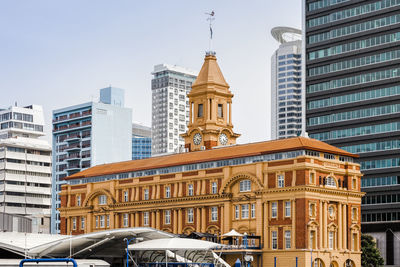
[262,185,365,198]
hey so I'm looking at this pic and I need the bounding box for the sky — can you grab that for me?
[0,0,301,144]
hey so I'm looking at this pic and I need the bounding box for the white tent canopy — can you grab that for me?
[222,229,243,237]
[129,238,224,251]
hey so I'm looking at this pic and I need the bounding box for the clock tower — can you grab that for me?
[182,52,240,152]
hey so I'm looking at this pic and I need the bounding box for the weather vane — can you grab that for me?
[205,11,215,53]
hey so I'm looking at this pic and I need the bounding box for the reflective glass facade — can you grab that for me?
[305,0,400,264]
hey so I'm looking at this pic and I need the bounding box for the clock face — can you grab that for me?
[193,133,202,145]
[219,133,228,145]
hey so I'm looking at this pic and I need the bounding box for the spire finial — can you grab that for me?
[205,10,215,53]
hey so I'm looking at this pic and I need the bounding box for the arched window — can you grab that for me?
[313,258,325,267]
[326,176,337,187]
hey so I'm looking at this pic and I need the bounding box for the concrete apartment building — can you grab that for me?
[51,87,132,233]
[151,64,197,155]
[271,27,303,140]
[0,105,51,233]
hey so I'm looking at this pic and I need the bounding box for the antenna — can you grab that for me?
[205,11,215,52]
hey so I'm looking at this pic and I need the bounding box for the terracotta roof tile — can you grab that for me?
[65,137,357,180]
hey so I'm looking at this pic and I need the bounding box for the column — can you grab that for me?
[178,209,183,234]
[151,185,156,199]
[135,212,140,227]
[196,208,201,232]
[319,201,323,249]
[343,204,347,249]
[263,202,268,249]
[86,214,91,232]
[223,202,231,234]
[115,213,119,229]
[338,203,342,250]
[151,211,156,228]
[131,213,135,227]
[156,210,160,229]
[66,217,71,234]
[323,201,328,248]
[201,180,206,195]
[292,199,296,249]
[156,185,160,199]
[220,205,224,233]
[135,188,140,201]
[201,207,207,232]
[229,102,232,125]
[256,199,262,236]
[178,183,182,197]
[173,209,178,233]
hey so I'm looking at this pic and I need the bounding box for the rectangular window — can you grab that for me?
[165,186,171,198]
[144,189,149,200]
[77,195,81,206]
[165,210,171,224]
[72,217,76,230]
[106,215,110,228]
[95,216,99,228]
[187,208,194,223]
[278,174,285,188]
[285,201,291,217]
[329,231,334,249]
[272,202,278,218]
[235,205,240,219]
[309,172,315,184]
[188,184,194,196]
[241,204,249,219]
[143,212,149,226]
[239,180,251,192]
[123,214,129,227]
[123,191,129,202]
[211,182,218,194]
[310,231,316,249]
[98,195,107,205]
[218,104,223,117]
[211,207,218,221]
[251,203,256,218]
[100,215,105,228]
[198,104,203,117]
[272,231,278,249]
[285,230,291,249]
[81,217,85,230]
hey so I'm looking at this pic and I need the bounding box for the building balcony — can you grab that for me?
[64,134,81,142]
[53,121,92,133]
[65,164,81,172]
[65,144,81,152]
[53,111,92,123]
[65,155,81,161]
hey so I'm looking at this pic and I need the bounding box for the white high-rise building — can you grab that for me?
[51,87,132,233]
[151,64,197,155]
[271,27,302,139]
[0,105,51,220]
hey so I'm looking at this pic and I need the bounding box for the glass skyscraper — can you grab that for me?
[132,123,151,160]
[304,0,400,264]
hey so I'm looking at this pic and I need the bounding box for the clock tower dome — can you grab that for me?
[182,52,240,152]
